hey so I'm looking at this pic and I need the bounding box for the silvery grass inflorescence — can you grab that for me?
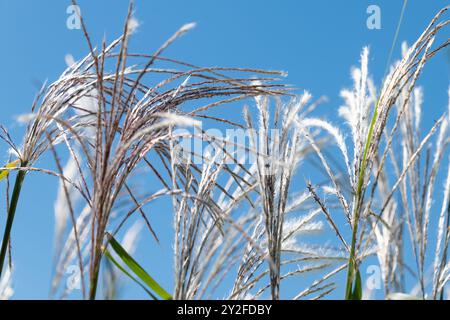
[301,6,450,299]
[0,2,449,300]
[48,8,287,300]
[1,1,286,300]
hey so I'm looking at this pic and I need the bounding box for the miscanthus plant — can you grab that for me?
[0,2,449,300]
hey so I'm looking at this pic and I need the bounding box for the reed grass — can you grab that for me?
[0,2,449,300]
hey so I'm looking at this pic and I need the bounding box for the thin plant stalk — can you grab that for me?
[89,260,101,300]
[344,116,375,298]
[344,0,408,299]
[0,163,27,276]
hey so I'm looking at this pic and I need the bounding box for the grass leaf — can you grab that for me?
[0,160,20,182]
[351,269,362,300]
[104,250,158,300]
[107,233,172,300]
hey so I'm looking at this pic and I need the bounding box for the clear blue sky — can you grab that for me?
[0,0,449,299]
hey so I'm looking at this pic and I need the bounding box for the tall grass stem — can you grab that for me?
[0,163,27,276]
[344,0,408,299]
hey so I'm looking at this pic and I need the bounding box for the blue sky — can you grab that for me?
[0,0,449,299]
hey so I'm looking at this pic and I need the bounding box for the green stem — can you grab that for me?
[0,164,27,276]
[345,101,378,299]
[88,252,102,300]
[344,0,408,299]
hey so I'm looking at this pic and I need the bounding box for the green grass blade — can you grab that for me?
[0,162,26,276]
[344,0,408,299]
[104,250,158,300]
[107,233,172,300]
[0,160,20,182]
[351,269,362,300]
